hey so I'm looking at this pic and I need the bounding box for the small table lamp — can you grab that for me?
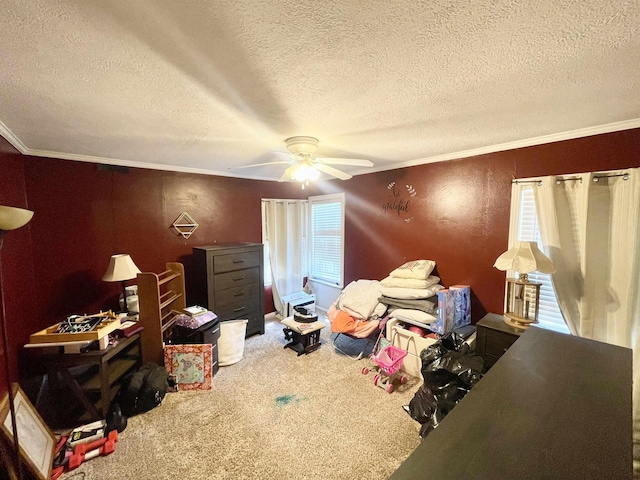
[493,241,556,329]
[102,254,141,314]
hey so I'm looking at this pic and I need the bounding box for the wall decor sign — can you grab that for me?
[172,212,199,238]
[383,182,417,222]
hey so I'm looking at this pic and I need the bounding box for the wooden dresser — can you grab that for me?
[390,327,632,479]
[192,243,265,337]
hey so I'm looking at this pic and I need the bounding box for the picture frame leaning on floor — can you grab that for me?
[0,383,55,480]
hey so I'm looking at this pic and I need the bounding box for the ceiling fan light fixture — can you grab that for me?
[291,163,320,182]
[235,136,373,182]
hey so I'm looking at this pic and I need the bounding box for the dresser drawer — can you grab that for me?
[213,251,261,273]
[214,267,260,291]
[484,329,519,357]
[215,283,260,307]
[244,311,263,337]
[216,297,260,320]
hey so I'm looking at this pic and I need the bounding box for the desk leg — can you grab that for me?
[99,363,110,418]
[59,368,101,420]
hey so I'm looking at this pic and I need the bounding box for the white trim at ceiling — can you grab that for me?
[1,118,640,180]
[0,121,29,153]
[358,118,640,175]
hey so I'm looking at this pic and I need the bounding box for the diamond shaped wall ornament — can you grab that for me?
[173,212,199,239]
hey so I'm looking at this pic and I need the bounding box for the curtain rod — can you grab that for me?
[593,172,630,182]
[513,172,630,185]
[555,176,582,184]
[511,179,542,185]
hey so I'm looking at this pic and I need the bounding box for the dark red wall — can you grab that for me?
[21,158,310,322]
[338,128,640,320]
[0,128,638,386]
[0,142,37,393]
[340,154,512,319]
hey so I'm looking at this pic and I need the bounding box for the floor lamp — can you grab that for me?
[0,205,34,480]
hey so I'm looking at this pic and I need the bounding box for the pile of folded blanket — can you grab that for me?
[328,260,445,337]
[329,279,386,337]
[378,260,444,326]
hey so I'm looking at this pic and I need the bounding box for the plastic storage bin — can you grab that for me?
[218,319,248,366]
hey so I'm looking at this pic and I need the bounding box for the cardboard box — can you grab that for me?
[450,285,471,329]
[432,289,454,334]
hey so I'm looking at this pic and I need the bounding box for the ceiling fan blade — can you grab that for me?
[316,157,373,167]
[230,161,291,170]
[272,151,294,161]
[314,163,352,180]
[277,166,296,182]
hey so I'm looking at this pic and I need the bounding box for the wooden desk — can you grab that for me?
[33,334,141,422]
[390,327,632,479]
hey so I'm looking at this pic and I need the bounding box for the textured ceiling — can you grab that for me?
[1,0,639,181]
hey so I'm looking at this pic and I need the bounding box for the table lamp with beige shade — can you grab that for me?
[102,254,141,315]
[493,241,556,329]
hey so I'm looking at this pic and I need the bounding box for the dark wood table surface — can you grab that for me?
[389,327,632,479]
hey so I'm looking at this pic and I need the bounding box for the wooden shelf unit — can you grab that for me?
[137,262,186,365]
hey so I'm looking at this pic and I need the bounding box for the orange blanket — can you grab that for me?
[328,304,380,338]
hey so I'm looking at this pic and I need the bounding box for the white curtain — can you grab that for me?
[533,169,640,473]
[534,169,640,347]
[262,200,305,315]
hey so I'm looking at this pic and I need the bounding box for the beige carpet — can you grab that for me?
[62,318,422,480]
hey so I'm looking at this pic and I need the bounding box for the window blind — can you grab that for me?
[516,187,569,333]
[310,197,343,287]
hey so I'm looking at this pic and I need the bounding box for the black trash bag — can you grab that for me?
[405,332,486,438]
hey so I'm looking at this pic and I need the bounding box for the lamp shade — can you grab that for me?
[493,241,556,274]
[0,205,34,231]
[102,254,141,282]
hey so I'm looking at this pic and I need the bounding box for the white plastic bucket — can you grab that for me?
[218,319,248,366]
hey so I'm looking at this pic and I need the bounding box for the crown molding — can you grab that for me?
[0,120,29,153]
[23,148,261,179]
[2,118,639,180]
[361,118,640,175]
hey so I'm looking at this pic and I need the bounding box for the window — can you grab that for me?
[308,193,345,288]
[513,186,569,333]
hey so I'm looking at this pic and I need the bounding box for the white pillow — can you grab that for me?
[380,275,440,289]
[390,260,436,280]
[391,309,438,324]
[379,284,444,299]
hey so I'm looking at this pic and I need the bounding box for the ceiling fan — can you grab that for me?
[233,136,374,183]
